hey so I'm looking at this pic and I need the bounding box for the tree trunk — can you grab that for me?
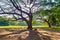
[27,14,33,30]
[27,21,32,30]
[44,19,51,28]
[47,21,51,28]
[24,18,32,30]
[27,8,33,30]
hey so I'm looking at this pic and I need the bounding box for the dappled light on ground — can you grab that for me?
[0,29,60,40]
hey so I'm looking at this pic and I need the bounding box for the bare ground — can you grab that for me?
[0,29,60,40]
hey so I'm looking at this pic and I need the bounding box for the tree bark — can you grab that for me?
[23,18,32,30]
[27,21,32,30]
[27,14,33,30]
[27,8,33,30]
[47,21,51,28]
[44,19,51,28]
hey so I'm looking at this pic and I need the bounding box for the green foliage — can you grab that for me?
[39,9,50,16]
[49,15,57,26]
[17,21,27,26]
[0,16,9,26]
[34,5,60,26]
[9,21,15,26]
[50,7,60,26]
[0,20,9,26]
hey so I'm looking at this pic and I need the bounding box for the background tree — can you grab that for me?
[34,0,60,27]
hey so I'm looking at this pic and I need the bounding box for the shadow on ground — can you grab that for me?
[0,29,52,40]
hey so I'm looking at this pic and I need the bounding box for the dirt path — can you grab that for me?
[38,29,60,40]
[0,29,60,40]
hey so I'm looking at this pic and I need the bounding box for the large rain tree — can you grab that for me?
[0,0,42,30]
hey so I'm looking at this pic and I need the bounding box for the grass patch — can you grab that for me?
[0,26,60,32]
[0,26,27,29]
[0,25,48,28]
[38,27,60,32]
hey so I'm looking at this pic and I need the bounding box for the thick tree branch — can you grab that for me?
[0,12,21,16]
[10,0,30,16]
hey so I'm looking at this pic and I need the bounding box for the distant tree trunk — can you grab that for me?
[47,21,51,28]
[44,19,51,28]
